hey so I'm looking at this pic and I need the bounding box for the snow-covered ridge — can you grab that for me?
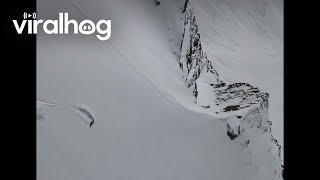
[231,101,283,179]
[179,0,221,88]
[179,0,283,178]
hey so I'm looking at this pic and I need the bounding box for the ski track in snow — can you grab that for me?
[65,0,225,129]
[37,0,283,179]
[37,98,95,126]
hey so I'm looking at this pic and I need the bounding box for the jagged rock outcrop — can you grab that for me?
[179,0,220,88]
[212,82,269,113]
[179,0,283,179]
[179,0,270,116]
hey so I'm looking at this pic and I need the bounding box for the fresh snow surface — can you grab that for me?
[37,0,283,179]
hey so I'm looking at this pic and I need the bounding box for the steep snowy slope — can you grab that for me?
[37,38,250,180]
[37,0,283,179]
[191,0,283,155]
[176,1,282,178]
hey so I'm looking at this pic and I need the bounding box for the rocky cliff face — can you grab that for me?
[179,0,283,179]
[213,82,269,113]
[179,0,221,88]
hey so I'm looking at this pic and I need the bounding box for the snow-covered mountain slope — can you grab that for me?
[37,0,283,179]
[191,0,284,155]
[176,1,282,178]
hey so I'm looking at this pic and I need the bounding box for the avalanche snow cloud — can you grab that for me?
[37,0,283,180]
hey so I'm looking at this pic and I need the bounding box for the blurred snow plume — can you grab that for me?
[37,99,95,127]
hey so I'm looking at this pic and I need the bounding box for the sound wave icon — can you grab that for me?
[23,12,36,19]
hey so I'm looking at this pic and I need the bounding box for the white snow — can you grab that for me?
[37,0,283,179]
[192,0,283,158]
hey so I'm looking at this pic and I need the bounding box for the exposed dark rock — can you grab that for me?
[179,1,220,88]
[224,105,240,112]
[227,124,240,140]
[154,0,160,6]
[211,82,226,88]
[201,105,210,109]
[214,82,269,113]
[227,131,238,140]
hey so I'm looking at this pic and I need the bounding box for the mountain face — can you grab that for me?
[179,0,221,88]
[178,0,283,178]
[37,0,283,179]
